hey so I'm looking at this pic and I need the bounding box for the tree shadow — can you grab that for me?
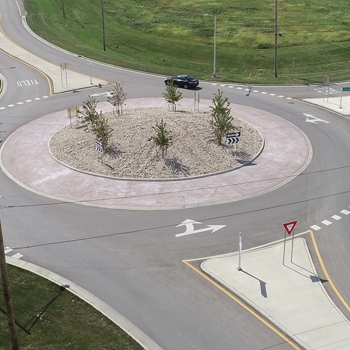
[165,157,190,176]
[0,285,68,335]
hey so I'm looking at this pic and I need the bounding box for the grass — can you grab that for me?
[23,0,350,84]
[0,264,143,350]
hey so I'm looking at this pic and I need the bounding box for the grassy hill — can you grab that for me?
[24,0,350,84]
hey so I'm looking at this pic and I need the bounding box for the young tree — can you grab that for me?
[107,82,127,116]
[209,89,234,145]
[78,96,99,131]
[148,118,173,158]
[163,79,183,111]
[92,112,114,151]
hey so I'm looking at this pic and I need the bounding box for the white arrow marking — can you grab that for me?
[176,219,226,237]
[303,113,329,124]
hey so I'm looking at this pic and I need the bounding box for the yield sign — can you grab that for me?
[283,221,297,235]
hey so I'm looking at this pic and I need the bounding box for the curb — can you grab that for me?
[6,256,163,350]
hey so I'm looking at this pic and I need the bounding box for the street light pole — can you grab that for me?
[204,14,217,78]
[213,16,217,78]
[274,0,278,77]
[101,0,106,51]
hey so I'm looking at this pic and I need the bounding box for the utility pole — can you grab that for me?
[0,218,20,350]
[101,0,106,51]
[274,0,278,78]
[61,0,65,18]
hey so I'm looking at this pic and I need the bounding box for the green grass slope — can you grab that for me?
[24,0,350,83]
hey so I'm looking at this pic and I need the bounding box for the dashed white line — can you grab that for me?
[332,215,342,220]
[286,97,293,100]
[17,102,24,105]
[8,104,15,107]
[34,97,40,100]
[5,247,13,254]
[278,95,284,98]
[43,96,49,98]
[321,220,332,226]
[0,107,5,110]
[253,90,259,93]
[261,92,267,94]
[341,209,350,215]
[236,87,242,90]
[310,225,321,231]
[270,93,276,96]
[25,99,32,102]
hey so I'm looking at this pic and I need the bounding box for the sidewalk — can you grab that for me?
[202,238,350,349]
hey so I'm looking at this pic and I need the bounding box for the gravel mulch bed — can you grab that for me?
[49,107,263,179]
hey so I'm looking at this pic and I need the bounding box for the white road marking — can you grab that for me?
[321,220,332,226]
[310,225,321,231]
[8,104,15,107]
[0,107,5,110]
[5,247,13,254]
[278,95,284,98]
[286,97,293,100]
[176,219,226,237]
[34,97,40,100]
[261,92,267,94]
[43,96,49,98]
[341,209,350,215]
[332,215,342,220]
[25,100,32,102]
[17,102,24,105]
[270,93,275,96]
[253,90,259,92]
[11,253,23,259]
[236,87,242,90]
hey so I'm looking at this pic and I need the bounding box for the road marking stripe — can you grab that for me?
[261,92,267,94]
[309,231,350,312]
[341,209,350,215]
[5,247,13,254]
[321,220,332,225]
[11,253,23,259]
[310,225,321,231]
[183,261,301,349]
[332,215,341,220]
[286,97,293,100]
[278,95,284,97]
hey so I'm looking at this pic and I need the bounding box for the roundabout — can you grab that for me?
[0,97,311,210]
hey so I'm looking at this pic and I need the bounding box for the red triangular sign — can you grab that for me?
[283,221,297,235]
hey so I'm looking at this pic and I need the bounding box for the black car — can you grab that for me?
[165,75,199,89]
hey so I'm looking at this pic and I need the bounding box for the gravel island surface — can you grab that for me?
[50,107,263,179]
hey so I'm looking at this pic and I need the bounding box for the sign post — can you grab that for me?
[340,87,350,109]
[282,221,297,265]
[237,232,242,271]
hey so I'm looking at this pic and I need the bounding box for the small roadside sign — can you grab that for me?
[226,131,241,145]
[95,139,103,153]
[283,221,297,235]
[342,87,350,92]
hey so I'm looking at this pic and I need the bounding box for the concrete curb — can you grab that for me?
[6,256,163,350]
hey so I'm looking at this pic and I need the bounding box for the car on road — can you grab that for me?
[164,75,199,89]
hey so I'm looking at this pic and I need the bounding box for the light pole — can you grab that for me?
[101,0,106,51]
[204,14,217,78]
[274,0,278,77]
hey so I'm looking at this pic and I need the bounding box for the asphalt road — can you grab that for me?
[1,0,350,349]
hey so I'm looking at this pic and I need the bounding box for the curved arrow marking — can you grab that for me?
[176,219,226,237]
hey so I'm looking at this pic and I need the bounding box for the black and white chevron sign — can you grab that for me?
[226,131,241,145]
[95,139,104,153]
